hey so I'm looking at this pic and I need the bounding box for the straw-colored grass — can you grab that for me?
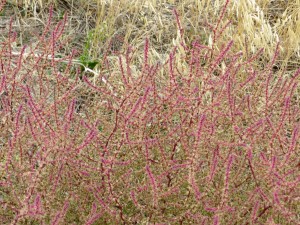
[4,0,299,76]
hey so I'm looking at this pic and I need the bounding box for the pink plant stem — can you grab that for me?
[51,200,69,225]
[145,165,158,207]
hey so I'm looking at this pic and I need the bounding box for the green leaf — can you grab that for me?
[87,61,98,70]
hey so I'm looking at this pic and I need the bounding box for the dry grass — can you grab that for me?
[3,0,299,74]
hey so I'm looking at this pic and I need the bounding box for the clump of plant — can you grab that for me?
[76,29,100,81]
[0,2,299,225]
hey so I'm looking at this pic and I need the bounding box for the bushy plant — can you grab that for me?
[0,2,299,225]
